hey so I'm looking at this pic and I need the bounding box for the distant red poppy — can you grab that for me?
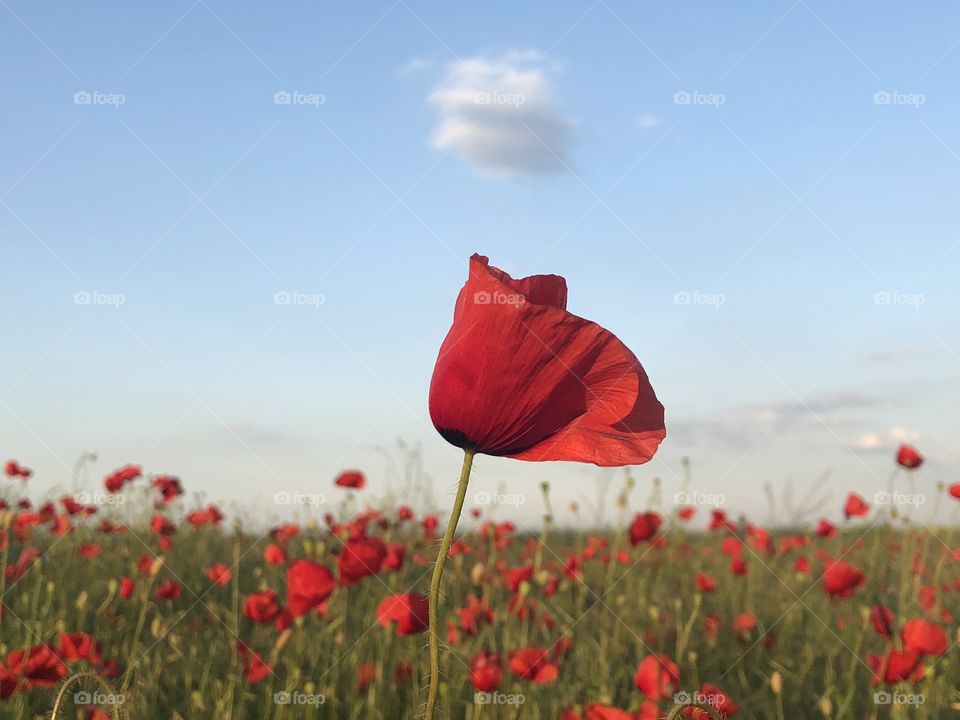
[6,644,67,687]
[335,470,366,489]
[4,460,31,479]
[376,593,429,636]
[357,663,377,693]
[699,682,739,717]
[286,559,335,617]
[634,653,679,699]
[338,536,387,586]
[901,619,947,656]
[868,648,924,685]
[58,633,102,664]
[629,512,663,546]
[695,572,717,593]
[469,651,502,692]
[119,577,135,599]
[896,444,923,469]
[843,492,870,519]
[244,590,281,623]
[870,605,894,639]
[948,483,960,500]
[429,255,665,466]
[507,648,559,684]
[205,564,232,586]
[263,544,287,566]
[815,519,836,538]
[236,642,271,683]
[822,560,865,598]
[154,581,182,601]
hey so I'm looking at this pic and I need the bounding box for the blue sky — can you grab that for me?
[2,1,958,528]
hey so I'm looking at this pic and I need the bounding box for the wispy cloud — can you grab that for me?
[428,50,573,178]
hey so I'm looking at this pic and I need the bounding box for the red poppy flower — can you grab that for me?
[469,651,502,692]
[103,464,141,493]
[507,648,559,684]
[376,593,429,636]
[383,543,406,572]
[334,470,366,489]
[205,564,232,586]
[699,682,739,717]
[338,536,387,586]
[896,444,923,469]
[286,559,335,617]
[357,663,377,693]
[629,512,663,546]
[901,618,947,656]
[236,642,271,683]
[822,560,864,598]
[948,483,960,500]
[458,593,495,635]
[634,653,680,699]
[154,581,182,600]
[868,648,924,685]
[263,544,287,566]
[243,590,281,623]
[504,564,534,592]
[843,492,869,519]
[732,612,756,635]
[429,255,665,466]
[58,633,102,664]
[815,518,836,538]
[870,605,894,639]
[119,577,135,599]
[695,572,717,593]
[6,644,67,687]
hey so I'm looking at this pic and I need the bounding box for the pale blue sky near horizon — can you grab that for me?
[2,1,959,528]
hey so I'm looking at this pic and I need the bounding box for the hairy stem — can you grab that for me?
[425,448,475,720]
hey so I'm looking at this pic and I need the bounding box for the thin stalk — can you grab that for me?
[425,448,475,720]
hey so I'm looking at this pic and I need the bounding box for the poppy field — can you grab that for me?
[2,257,959,720]
[1,446,959,720]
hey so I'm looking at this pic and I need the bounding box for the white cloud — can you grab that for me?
[428,50,573,178]
[398,56,435,74]
[844,426,920,451]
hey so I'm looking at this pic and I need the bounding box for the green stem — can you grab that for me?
[50,671,124,719]
[425,448,475,720]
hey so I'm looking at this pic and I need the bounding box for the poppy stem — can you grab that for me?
[425,447,475,720]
